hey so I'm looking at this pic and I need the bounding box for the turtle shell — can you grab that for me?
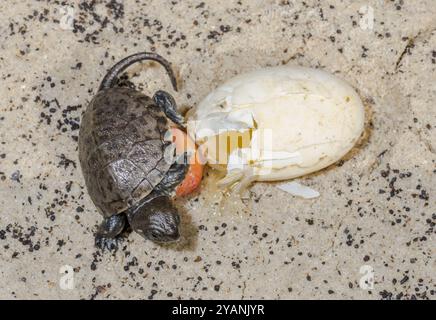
[78,87,175,217]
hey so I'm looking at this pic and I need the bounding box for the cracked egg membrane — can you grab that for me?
[187,66,365,191]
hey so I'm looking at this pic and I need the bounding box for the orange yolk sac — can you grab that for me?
[171,128,204,197]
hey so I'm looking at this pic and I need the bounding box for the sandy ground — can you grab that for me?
[0,0,435,300]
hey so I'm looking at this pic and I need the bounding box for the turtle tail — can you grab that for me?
[98,52,178,92]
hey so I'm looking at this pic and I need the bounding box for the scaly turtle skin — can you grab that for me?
[78,52,188,251]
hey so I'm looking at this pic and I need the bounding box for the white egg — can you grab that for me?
[187,66,365,190]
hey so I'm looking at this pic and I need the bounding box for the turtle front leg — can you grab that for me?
[153,90,185,127]
[95,214,126,251]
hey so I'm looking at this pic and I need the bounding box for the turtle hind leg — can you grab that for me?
[154,152,189,195]
[95,214,127,252]
[153,90,185,127]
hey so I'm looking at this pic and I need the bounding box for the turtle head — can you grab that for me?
[131,196,180,243]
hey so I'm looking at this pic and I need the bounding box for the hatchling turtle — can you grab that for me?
[79,52,190,251]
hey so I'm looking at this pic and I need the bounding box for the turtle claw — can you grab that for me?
[95,215,126,252]
[95,235,123,252]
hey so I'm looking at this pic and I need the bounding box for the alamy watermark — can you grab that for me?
[59,265,75,290]
[358,5,374,31]
[359,265,375,290]
[58,6,75,30]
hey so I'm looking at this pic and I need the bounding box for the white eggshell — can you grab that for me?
[276,181,320,199]
[188,66,365,183]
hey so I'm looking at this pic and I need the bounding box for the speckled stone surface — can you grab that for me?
[0,0,435,300]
